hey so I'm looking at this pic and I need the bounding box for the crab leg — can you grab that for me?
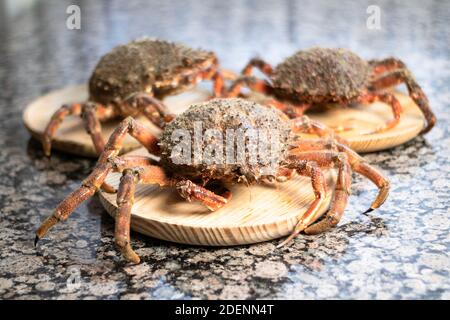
[114,167,230,263]
[226,75,273,98]
[290,139,390,212]
[207,64,238,97]
[241,58,274,77]
[225,75,309,119]
[82,103,115,191]
[196,58,237,97]
[125,94,175,129]
[212,72,226,97]
[277,159,327,247]
[34,156,149,243]
[264,99,310,119]
[42,103,82,156]
[208,70,237,98]
[243,96,309,120]
[368,68,436,133]
[176,180,231,211]
[368,58,406,77]
[358,91,402,133]
[35,162,112,244]
[220,69,238,81]
[291,116,348,144]
[97,116,160,164]
[42,103,116,156]
[35,156,171,264]
[225,74,311,120]
[114,164,172,263]
[35,117,160,244]
[286,151,352,235]
[81,103,109,154]
[273,167,296,183]
[305,154,351,234]
[115,169,139,262]
[94,116,160,193]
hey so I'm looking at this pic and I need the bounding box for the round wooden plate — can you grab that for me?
[98,148,337,246]
[22,85,211,157]
[246,91,426,153]
[23,85,425,157]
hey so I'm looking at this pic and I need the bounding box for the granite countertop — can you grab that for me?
[0,0,449,300]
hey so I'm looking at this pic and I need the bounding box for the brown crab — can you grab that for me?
[35,98,389,263]
[42,38,234,157]
[227,47,436,134]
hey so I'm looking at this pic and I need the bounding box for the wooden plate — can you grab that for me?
[22,85,211,157]
[23,86,424,157]
[246,91,426,153]
[98,148,337,246]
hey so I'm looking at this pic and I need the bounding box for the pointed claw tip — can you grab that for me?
[276,237,293,249]
[34,235,40,247]
[42,140,51,157]
[362,207,374,215]
[126,254,141,264]
[277,227,304,248]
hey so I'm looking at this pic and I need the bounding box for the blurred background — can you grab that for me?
[1,0,449,86]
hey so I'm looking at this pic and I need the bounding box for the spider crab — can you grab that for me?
[227,47,436,134]
[35,98,389,263]
[42,38,234,157]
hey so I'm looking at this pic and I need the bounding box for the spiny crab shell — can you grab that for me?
[271,47,370,104]
[88,38,216,106]
[159,98,293,183]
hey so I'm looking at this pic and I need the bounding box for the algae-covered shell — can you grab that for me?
[271,48,370,103]
[89,38,215,104]
[159,98,292,183]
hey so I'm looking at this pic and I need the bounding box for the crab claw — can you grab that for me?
[276,233,298,248]
[34,235,40,247]
[276,221,307,248]
[362,207,374,215]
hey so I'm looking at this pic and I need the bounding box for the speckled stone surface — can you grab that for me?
[0,0,449,300]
